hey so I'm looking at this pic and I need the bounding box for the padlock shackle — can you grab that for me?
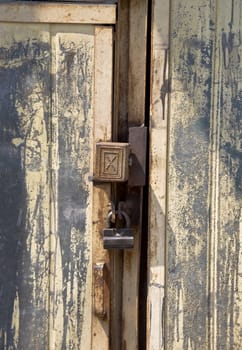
[106,210,131,228]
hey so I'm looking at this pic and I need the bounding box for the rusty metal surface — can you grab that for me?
[94,263,109,319]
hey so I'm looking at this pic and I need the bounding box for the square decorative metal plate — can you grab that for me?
[95,142,130,182]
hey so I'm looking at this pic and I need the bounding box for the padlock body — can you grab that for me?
[103,228,134,249]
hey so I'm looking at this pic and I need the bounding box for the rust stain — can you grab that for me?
[94,263,107,319]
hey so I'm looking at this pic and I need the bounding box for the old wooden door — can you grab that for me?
[148,0,242,349]
[0,2,115,349]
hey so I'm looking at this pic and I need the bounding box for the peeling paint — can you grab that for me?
[55,31,93,349]
[0,25,50,349]
[0,23,94,350]
[167,1,242,349]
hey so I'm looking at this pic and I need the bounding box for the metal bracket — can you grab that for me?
[128,126,147,187]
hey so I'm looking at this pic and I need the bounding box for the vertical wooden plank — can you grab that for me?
[49,25,63,350]
[92,26,113,350]
[128,0,148,124]
[50,24,95,350]
[147,0,170,349]
[115,0,129,142]
[167,1,215,349]
[112,1,129,348]
[122,0,148,349]
[211,1,242,348]
[0,23,51,349]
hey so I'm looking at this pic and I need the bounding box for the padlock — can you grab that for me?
[103,211,134,249]
[103,228,134,249]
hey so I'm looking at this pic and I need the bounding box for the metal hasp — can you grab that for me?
[103,210,134,249]
[128,126,147,186]
[94,127,147,249]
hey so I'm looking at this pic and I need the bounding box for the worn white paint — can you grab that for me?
[0,3,116,24]
[50,25,95,350]
[0,3,115,350]
[149,0,242,349]
[92,26,113,350]
[147,0,169,349]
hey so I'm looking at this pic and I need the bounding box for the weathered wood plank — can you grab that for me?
[0,2,116,24]
[127,0,148,124]
[111,1,130,349]
[114,0,129,142]
[0,23,51,349]
[211,1,242,348]
[49,25,95,350]
[150,0,242,349]
[122,0,148,349]
[92,26,113,350]
[167,1,215,348]
[147,0,170,349]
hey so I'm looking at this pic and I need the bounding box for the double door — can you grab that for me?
[1,1,242,350]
